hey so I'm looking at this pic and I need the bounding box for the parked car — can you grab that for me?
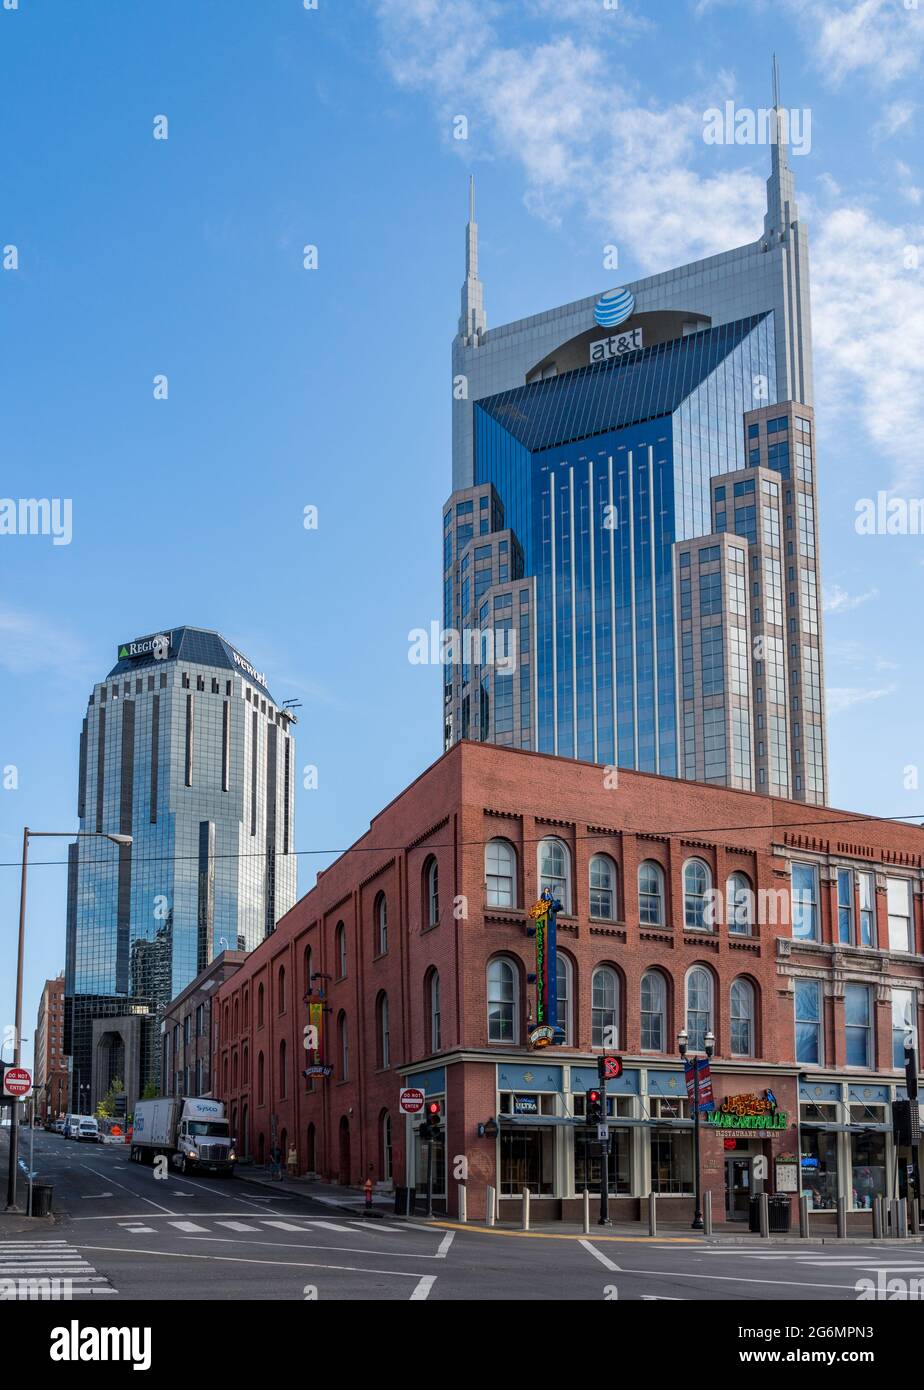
[76,1117,100,1143]
[53,1118,66,1134]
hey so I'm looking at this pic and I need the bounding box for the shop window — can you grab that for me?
[499,1127,554,1197]
[649,1130,694,1195]
[800,1129,838,1210]
[575,1128,630,1195]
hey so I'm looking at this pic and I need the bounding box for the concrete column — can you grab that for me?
[759,1191,769,1238]
[837,1196,847,1238]
[799,1194,810,1238]
[582,1189,590,1235]
[457,1184,467,1224]
[485,1185,496,1227]
[647,1191,657,1237]
[521,1186,530,1231]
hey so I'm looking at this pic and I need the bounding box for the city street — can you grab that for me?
[2,1130,921,1302]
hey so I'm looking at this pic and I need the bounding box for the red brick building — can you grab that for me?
[35,973,69,1122]
[215,741,924,1223]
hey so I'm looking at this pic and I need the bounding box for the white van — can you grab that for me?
[76,1117,100,1143]
[64,1114,82,1139]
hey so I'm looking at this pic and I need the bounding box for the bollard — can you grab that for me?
[898,1197,908,1239]
[910,1200,920,1236]
[457,1184,467,1225]
[648,1191,657,1237]
[799,1194,810,1239]
[521,1186,530,1231]
[837,1196,847,1239]
[873,1196,883,1240]
[704,1190,712,1236]
[759,1191,769,1238]
[485,1185,496,1228]
[582,1189,591,1235]
[890,1198,899,1237]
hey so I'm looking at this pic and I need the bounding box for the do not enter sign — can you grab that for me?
[399,1087,425,1115]
[3,1067,32,1098]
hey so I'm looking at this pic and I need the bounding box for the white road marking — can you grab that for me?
[410,1275,437,1300]
[309,1221,356,1233]
[436,1232,455,1259]
[216,1221,260,1232]
[579,1240,621,1273]
[0,1241,119,1296]
[76,1243,430,1279]
[261,1220,316,1232]
[78,1163,175,1214]
[120,1226,155,1234]
[80,1192,114,1199]
[168,1221,210,1233]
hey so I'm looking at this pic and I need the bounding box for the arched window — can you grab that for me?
[380,1111,393,1183]
[589,855,617,920]
[303,943,313,997]
[592,966,619,1048]
[641,970,666,1051]
[686,967,714,1052]
[278,965,286,1014]
[731,978,756,1057]
[233,999,239,1036]
[243,990,250,1026]
[232,1051,238,1090]
[375,894,388,955]
[487,957,519,1043]
[336,922,347,979]
[338,1010,349,1080]
[279,1038,288,1099]
[425,857,439,928]
[485,839,516,908]
[683,859,712,930]
[427,969,441,1052]
[638,861,665,926]
[556,954,573,1045]
[539,837,571,912]
[377,992,390,1069]
[257,1052,265,1106]
[223,1003,230,1036]
[257,984,264,1028]
[242,1044,248,1082]
[727,873,753,935]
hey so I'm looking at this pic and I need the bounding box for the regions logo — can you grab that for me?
[594,287,635,329]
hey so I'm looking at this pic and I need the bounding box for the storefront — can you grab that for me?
[798,1079,921,1212]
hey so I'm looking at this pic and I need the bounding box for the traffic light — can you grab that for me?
[422,1100,442,1141]
[893,1098,922,1145]
[585,1089,604,1125]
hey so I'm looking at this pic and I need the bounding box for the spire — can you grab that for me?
[763,52,799,243]
[459,174,486,343]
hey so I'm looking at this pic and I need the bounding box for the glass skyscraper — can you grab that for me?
[444,90,826,804]
[64,626,297,1111]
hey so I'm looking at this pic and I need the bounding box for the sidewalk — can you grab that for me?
[242,1168,395,1216]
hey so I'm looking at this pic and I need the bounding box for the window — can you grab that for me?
[591,966,619,1048]
[487,958,518,1043]
[556,955,573,1045]
[795,979,822,1064]
[727,873,752,934]
[887,877,912,952]
[685,967,713,1052]
[425,858,439,928]
[837,869,854,945]
[257,984,264,1028]
[845,984,871,1067]
[791,863,818,941]
[377,993,390,1069]
[683,859,712,930]
[375,894,387,955]
[428,970,441,1052]
[278,965,286,1014]
[589,855,617,920]
[638,861,665,926]
[338,1011,349,1080]
[892,988,916,1070]
[538,837,571,912]
[257,1052,265,1105]
[278,1039,288,1099]
[640,970,666,1050]
[730,979,755,1057]
[859,872,875,947]
[336,922,347,978]
[303,944,312,997]
[485,839,516,909]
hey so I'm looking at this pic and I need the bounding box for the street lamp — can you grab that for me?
[5,828,132,1211]
[678,1026,715,1231]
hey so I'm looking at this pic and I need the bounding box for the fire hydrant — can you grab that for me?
[364,1178,374,1211]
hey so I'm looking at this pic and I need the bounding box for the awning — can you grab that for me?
[498,1115,693,1130]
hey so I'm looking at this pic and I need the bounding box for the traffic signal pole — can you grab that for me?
[599,1074,610,1226]
[5,827,29,1212]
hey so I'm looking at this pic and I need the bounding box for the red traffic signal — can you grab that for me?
[585,1089,604,1124]
[423,1100,441,1133]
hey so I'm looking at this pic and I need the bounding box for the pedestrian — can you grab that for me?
[287,1143,297,1178]
[270,1142,283,1181]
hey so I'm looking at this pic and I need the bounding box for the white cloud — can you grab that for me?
[823,583,878,614]
[785,0,924,86]
[0,605,93,681]
[826,684,896,716]
[873,100,917,140]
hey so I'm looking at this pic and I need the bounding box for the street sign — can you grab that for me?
[598,1054,623,1082]
[399,1087,425,1115]
[596,1123,609,1141]
[3,1067,32,1099]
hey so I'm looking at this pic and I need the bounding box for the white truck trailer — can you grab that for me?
[130,1097,236,1176]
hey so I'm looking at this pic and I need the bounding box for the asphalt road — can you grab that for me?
[2,1128,920,1301]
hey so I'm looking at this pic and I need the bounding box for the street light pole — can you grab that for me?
[679,1027,715,1232]
[5,828,132,1212]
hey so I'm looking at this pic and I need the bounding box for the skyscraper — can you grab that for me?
[444,76,825,804]
[64,626,297,1112]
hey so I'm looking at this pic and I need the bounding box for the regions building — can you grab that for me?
[215,740,924,1227]
[443,89,825,804]
[64,626,297,1115]
[34,973,69,1122]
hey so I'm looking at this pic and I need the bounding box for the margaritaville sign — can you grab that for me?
[705,1090,789,1137]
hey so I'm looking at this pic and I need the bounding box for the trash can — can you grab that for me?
[748,1195,762,1232]
[394,1186,413,1217]
[30,1184,53,1217]
[768,1194,791,1233]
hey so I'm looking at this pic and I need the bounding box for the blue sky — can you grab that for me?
[2,0,924,1067]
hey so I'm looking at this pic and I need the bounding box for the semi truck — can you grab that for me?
[130,1097,236,1176]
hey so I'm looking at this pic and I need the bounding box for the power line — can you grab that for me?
[2,806,923,871]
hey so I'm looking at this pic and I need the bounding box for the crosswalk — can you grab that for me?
[115,1216,418,1239]
[0,1240,118,1298]
[697,1246,924,1272]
